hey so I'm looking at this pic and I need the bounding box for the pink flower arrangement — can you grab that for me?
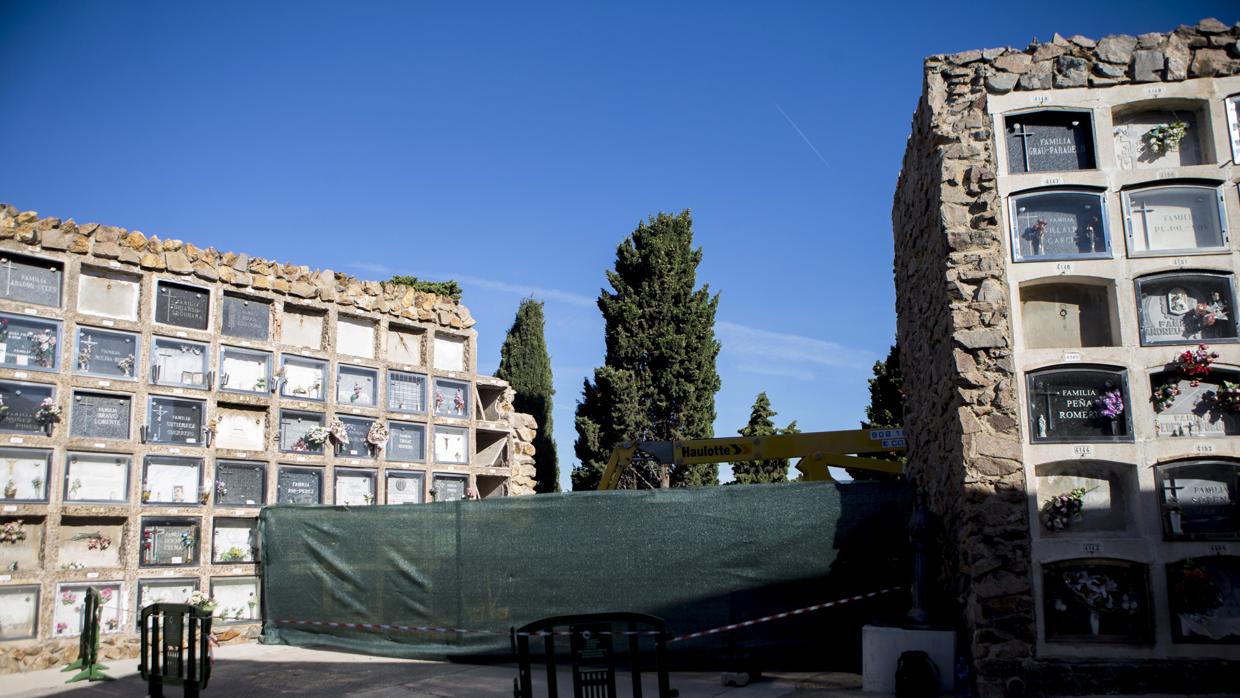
[1174,344,1219,386]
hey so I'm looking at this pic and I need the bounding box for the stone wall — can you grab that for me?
[893,18,1240,697]
[0,203,537,674]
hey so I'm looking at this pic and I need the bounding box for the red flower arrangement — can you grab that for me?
[1174,344,1219,386]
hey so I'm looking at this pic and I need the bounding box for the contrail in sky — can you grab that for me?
[775,103,829,168]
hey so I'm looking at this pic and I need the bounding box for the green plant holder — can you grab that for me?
[62,586,113,683]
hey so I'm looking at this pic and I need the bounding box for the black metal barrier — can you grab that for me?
[139,603,214,698]
[512,612,677,698]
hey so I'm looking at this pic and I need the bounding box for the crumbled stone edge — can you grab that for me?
[933,18,1240,95]
[0,203,476,330]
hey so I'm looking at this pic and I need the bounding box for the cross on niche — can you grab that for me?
[1130,199,1157,250]
[0,259,12,297]
[1163,477,1186,504]
[150,402,169,440]
[1031,379,1061,438]
[1009,123,1035,172]
[79,334,98,354]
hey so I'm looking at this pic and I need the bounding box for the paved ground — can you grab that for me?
[2,643,877,697]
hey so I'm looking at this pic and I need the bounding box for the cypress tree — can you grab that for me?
[572,210,721,490]
[731,393,798,484]
[496,299,559,493]
[854,343,904,480]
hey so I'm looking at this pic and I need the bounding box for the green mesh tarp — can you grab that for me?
[259,481,910,669]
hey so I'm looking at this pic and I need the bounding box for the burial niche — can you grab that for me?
[1005,110,1096,174]
[1009,189,1109,261]
[0,381,55,436]
[276,466,322,505]
[154,280,210,331]
[1150,368,1240,438]
[0,447,51,502]
[386,421,426,462]
[336,416,375,458]
[0,586,39,640]
[1156,459,1240,540]
[74,327,139,379]
[1113,103,1209,170]
[1,516,43,573]
[336,316,375,359]
[77,267,139,320]
[137,579,196,618]
[139,517,200,566]
[279,355,325,400]
[433,378,471,419]
[0,313,61,371]
[1124,184,1228,254]
[431,473,468,502]
[145,396,204,446]
[213,406,265,452]
[219,347,272,393]
[64,453,130,504]
[1020,282,1114,349]
[335,468,375,505]
[388,370,426,413]
[213,461,266,507]
[142,456,202,505]
[1026,366,1132,443]
[210,576,260,624]
[280,305,324,350]
[212,518,257,563]
[1167,556,1240,644]
[57,516,124,569]
[1042,558,1152,643]
[0,253,62,307]
[1034,461,1134,535]
[433,426,469,464]
[1135,272,1238,346]
[54,581,123,637]
[70,391,131,440]
[151,337,208,388]
[279,410,325,453]
[433,334,466,372]
[1228,94,1240,164]
[385,471,424,504]
[221,293,270,341]
[337,365,377,406]
[386,325,424,366]
[475,428,509,468]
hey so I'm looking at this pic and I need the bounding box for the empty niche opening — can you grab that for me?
[1020,281,1116,349]
[1151,367,1240,438]
[474,428,509,468]
[477,384,506,421]
[386,325,424,366]
[280,305,324,350]
[1034,461,1135,535]
[57,516,125,570]
[1004,110,1096,174]
[476,474,506,499]
[336,315,375,359]
[0,515,45,572]
[1113,99,1213,170]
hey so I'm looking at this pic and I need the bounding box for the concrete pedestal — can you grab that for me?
[861,624,955,694]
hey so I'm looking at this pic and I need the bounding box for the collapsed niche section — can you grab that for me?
[1034,461,1135,535]
[1042,558,1152,643]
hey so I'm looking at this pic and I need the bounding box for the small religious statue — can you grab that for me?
[1077,215,1101,254]
[453,389,465,415]
[1026,217,1048,256]
[434,389,444,412]
[1038,414,1048,439]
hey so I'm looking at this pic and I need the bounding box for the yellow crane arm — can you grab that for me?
[596,428,906,489]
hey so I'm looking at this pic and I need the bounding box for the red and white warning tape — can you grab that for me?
[272,586,902,642]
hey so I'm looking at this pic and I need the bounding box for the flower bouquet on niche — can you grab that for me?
[1143,119,1188,155]
[294,425,330,452]
[1174,344,1218,386]
[0,519,26,544]
[1170,560,1222,615]
[1214,381,1240,413]
[366,421,389,454]
[1041,486,1097,531]
[327,418,349,447]
[188,590,218,614]
[35,398,61,435]
[1150,382,1180,412]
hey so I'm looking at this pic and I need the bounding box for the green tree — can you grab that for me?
[853,343,904,480]
[572,211,721,490]
[731,393,800,484]
[496,299,559,493]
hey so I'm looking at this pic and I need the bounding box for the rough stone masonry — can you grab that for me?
[892,18,1240,697]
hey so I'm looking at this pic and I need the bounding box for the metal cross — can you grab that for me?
[1131,199,1157,250]
[150,402,169,439]
[78,334,98,357]
[1163,477,1186,503]
[1032,380,1061,436]
[1009,123,1035,172]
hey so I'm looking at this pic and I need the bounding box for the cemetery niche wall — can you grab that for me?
[893,19,1240,696]
[0,204,538,674]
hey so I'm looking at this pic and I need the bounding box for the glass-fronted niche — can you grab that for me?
[151,337,209,389]
[0,447,51,502]
[0,380,55,436]
[336,365,378,406]
[433,378,470,419]
[1156,460,1239,541]
[1004,110,1096,174]
[141,456,202,505]
[1135,272,1238,346]
[279,355,326,401]
[1009,189,1109,261]
[334,468,375,505]
[54,582,123,637]
[1042,558,1152,644]
[219,347,272,394]
[1166,556,1240,644]
[0,313,61,372]
[388,371,426,413]
[1026,366,1132,443]
[1019,282,1115,349]
[1150,368,1240,438]
[74,327,139,380]
[64,453,130,504]
[1123,184,1228,255]
[139,517,200,567]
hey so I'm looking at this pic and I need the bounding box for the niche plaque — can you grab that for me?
[1009,190,1109,261]
[1136,273,1237,346]
[146,396,204,445]
[70,391,131,440]
[1157,460,1239,540]
[276,466,322,505]
[1043,559,1152,643]
[1151,371,1240,438]
[221,294,270,341]
[385,471,424,504]
[140,518,200,566]
[1124,185,1227,254]
[431,474,467,502]
[0,254,61,307]
[155,280,210,331]
[0,314,61,371]
[75,327,138,379]
[1026,367,1131,443]
[0,381,54,435]
[387,421,426,462]
[1167,556,1240,644]
[1005,111,1096,174]
[214,461,266,507]
[337,416,375,458]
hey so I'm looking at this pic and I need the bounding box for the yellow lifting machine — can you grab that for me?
[596,427,908,489]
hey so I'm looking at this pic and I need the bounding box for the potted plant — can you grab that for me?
[0,520,26,544]
[141,481,151,503]
[3,478,15,499]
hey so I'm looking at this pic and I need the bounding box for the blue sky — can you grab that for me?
[1,2,1233,490]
